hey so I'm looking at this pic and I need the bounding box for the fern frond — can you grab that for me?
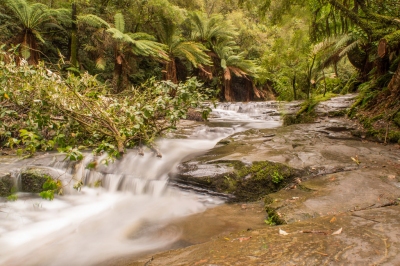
[334,33,354,49]
[78,14,110,28]
[114,13,125,33]
[95,57,106,70]
[339,39,361,57]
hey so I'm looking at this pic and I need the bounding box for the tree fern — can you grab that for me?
[3,0,70,64]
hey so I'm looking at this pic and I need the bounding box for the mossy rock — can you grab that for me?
[174,160,304,202]
[230,161,303,202]
[20,169,50,193]
[283,113,316,126]
[0,173,14,197]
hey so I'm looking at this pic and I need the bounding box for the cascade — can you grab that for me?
[0,103,282,266]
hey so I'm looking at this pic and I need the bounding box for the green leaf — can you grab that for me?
[221,59,227,69]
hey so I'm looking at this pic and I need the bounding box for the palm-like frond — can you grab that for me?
[107,28,168,60]
[157,17,211,67]
[130,39,168,59]
[4,0,70,30]
[77,14,110,29]
[339,39,362,58]
[188,12,237,46]
[215,41,258,79]
[114,13,125,33]
[173,41,212,67]
[334,33,354,50]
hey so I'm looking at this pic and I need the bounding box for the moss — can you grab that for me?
[394,112,400,127]
[348,96,363,118]
[0,174,14,197]
[264,206,286,225]
[283,112,316,126]
[20,170,49,193]
[388,131,400,143]
[230,160,301,202]
[282,94,340,126]
[174,159,304,203]
[328,109,347,117]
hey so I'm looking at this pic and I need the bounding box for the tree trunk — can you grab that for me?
[322,69,328,97]
[164,57,177,83]
[113,54,123,93]
[20,31,39,65]
[292,74,297,100]
[70,2,78,68]
[388,61,400,96]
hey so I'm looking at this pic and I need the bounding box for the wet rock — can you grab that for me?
[172,160,305,202]
[0,173,13,197]
[283,94,357,126]
[136,205,400,266]
[20,168,51,193]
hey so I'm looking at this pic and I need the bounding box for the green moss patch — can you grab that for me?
[20,169,50,193]
[175,160,304,202]
[0,174,14,197]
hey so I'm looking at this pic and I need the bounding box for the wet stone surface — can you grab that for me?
[131,205,400,266]
[133,115,400,266]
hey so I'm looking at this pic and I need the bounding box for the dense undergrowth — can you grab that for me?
[0,59,214,161]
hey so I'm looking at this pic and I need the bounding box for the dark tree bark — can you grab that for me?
[70,2,78,68]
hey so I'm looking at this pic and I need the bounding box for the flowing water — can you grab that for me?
[0,102,282,266]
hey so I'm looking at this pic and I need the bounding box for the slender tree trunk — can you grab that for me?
[164,57,177,84]
[292,74,297,100]
[322,69,328,97]
[21,31,39,65]
[334,62,339,77]
[224,78,233,101]
[113,54,123,93]
[307,55,316,99]
[70,2,78,68]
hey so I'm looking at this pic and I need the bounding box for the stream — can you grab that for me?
[0,102,281,266]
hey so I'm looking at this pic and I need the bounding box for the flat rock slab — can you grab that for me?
[267,167,400,223]
[131,205,400,266]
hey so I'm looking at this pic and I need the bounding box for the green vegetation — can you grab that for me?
[178,160,303,202]
[1,0,400,158]
[0,174,14,197]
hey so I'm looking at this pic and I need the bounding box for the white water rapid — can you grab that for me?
[0,102,282,266]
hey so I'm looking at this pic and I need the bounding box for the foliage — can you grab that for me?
[0,59,214,158]
[39,176,62,200]
[2,0,70,64]
[271,170,284,184]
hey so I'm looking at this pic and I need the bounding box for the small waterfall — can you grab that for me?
[0,101,283,266]
[212,101,281,122]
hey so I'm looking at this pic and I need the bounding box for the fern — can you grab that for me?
[114,13,125,33]
[78,14,110,28]
[339,39,361,58]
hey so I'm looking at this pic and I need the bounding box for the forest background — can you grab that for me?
[1,0,400,160]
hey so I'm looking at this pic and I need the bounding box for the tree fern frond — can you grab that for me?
[96,57,106,70]
[129,39,168,60]
[106,28,126,40]
[83,45,97,52]
[31,29,45,43]
[334,33,354,49]
[114,13,125,33]
[78,14,110,29]
[174,41,212,67]
[126,32,156,41]
[43,22,66,32]
[339,39,361,57]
